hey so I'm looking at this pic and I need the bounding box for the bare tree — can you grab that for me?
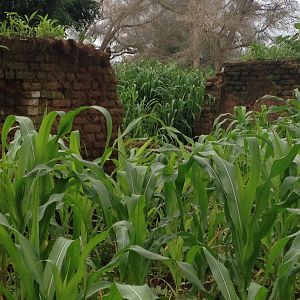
[85,0,162,57]
[86,0,299,67]
[151,0,299,68]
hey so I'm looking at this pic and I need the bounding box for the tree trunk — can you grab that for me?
[192,22,200,68]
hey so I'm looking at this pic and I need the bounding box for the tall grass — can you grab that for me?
[0,92,299,299]
[116,60,211,138]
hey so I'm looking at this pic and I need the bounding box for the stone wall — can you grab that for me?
[195,60,300,135]
[0,36,123,158]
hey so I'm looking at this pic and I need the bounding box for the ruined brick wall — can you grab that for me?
[0,36,123,158]
[195,60,300,135]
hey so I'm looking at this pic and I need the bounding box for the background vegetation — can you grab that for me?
[243,23,300,61]
[88,0,298,67]
[1,1,299,68]
[0,2,299,299]
[0,0,100,30]
[0,93,299,299]
[116,60,210,139]
[0,12,65,39]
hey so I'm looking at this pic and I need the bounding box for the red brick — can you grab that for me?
[42,82,59,90]
[41,91,62,99]
[91,82,99,90]
[73,117,86,125]
[76,73,91,80]
[47,73,58,81]
[279,80,296,85]
[5,70,14,79]
[35,55,44,62]
[67,73,76,81]
[45,55,57,63]
[71,91,86,99]
[52,99,72,108]
[282,90,293,96]
[73,82,89,90]
[8,62,28,70]
[37,72,47,80]
[15,71,35,80]
[85,124,100,133]
[23,91,41,99]
[32,83,42,90]
[30,63,40,71]
[20,99,40,106]
[86,134,96,143]
[22,83,42,90]
[40,63,58,71]
[27,106,39,116]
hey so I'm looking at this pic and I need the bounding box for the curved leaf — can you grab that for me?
[116,283,158,300]
[203,248,239,300]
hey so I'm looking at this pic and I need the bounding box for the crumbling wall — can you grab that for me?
[0,36,123,158]
[195,60,300,135]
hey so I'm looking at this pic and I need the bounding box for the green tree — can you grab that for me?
[0,0,100,29]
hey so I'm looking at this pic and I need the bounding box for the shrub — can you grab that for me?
[0,11,65,39]
[243,23,300,61]
[116,60,211,138]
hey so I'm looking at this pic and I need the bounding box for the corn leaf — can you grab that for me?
[203,248,239,300]
[115,283,158,300]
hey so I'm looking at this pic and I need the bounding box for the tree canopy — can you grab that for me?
[89,0,299,68]
[0,0,101,29]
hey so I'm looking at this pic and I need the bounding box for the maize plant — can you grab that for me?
[0,92,299,299]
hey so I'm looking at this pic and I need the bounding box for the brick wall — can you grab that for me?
[195,60,300,135]
[0,36,123,158]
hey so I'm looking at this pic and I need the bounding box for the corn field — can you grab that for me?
[0,93,299,299]
[116,60,210,138]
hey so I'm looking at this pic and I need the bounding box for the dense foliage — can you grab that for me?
[243,23,300,61]
[116,60,210,138]
[0,0,100,30]
[0,12,65,39]
[0,90,299,299]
